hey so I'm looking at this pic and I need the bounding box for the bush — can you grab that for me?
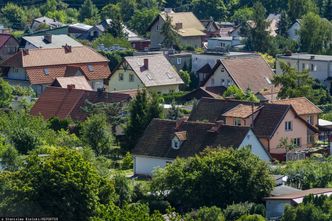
[224,202,255,221]
[48,117,71,131]
[236,214,265,221]
[122,152,133,169]
[185,206,225,221]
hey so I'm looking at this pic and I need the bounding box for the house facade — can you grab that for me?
[133,118,271,176]
[108,54,183,94]
[189,98,319,161]
[1,46,111,95]
[148,10,206,49]
[276,53,332,91]
[287,19,301,41]
[0,34,19,61]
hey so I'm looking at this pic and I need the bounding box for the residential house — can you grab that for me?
[28,26,69,37]
[200,18,221,40]
[148,9,206,49]
[207,36,243,51]
[0,34,19,61]
[202,55,277,98]
[108,54,183,94]
[192,51,255,74]
[180,87,223,102]
[132,118,271,176]
[276,53,332,91]
[68,23,95,39]
[51,76,93,91]
[188,98,319,160]
[266,13,281,37]
[0,25,11,34]
[100,19,150,51]
[287,19,301,41]
[30,16,63,31]
[1,46,111,95]
[30,86,132,121]
[265,188,332,220]
[22,34,82,49]
[165,51,192,71]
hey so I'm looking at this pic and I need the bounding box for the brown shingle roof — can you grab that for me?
[133,119,251,159]
[52,76,92,91]
[189,98,294,138]
[272,97,322,115]
[264,188,332,200]
[2,46,108,67]
[222,104,261,118]
[121,54,183,87]
[204,55,275,93]
[160,12,206,37]
[30,87,132,121]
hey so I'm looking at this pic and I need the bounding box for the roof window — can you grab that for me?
[88,64,94,72]
[166,72,173,79]
[44,68,49,75]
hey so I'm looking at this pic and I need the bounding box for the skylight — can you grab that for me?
[44,68,49,75]
[265,77,272,85]
[146,73,153,80]
[88,64,94,72]
[166,72,173,79]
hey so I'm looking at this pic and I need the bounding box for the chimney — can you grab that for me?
[63,44,72,53]
[44,34,52,43]
[22,48,29,56]
[310,55,315,60]
[175,22,183,30]
[67,84,75,90]
[175,117,188,130]
[144,58,149,69]
[208,120,224,133]
[164,8,174,14]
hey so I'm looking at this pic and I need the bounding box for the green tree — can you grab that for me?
[100,4,121,20]
[245,2,272,53]
[0,78,13,108]
[107,15,126,38]
[161,14,179,49]
[273,62,331,104]
[1,3,27,30]
[114,173,132,207]
[224,202,265,221]
[0,147,116,220]
[185,206,225,221]
[128,8,159,35]
[236,214,265,221]
[192,0,227,20]
[120,0,137,22]
[223,85,259,102]
[79,0,99,22]
[124,90,162,150]
[278,10,291,37]
[179,70,191,88]
[80,114,114,156]
[231,7,254,25]
[277,137,297,153]
[288,0,317,22]
[299,12,332,54]
[152,148,274,210]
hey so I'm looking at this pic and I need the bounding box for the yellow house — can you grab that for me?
[108,54,184,94]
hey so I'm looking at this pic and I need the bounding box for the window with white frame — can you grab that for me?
[307,115,313,125]
[129,73,134,82]
[119,73,124,81]
[285,121,293,131]
[176,58,182,65]
[234,118,241,126]
[311,64,317,71]
[292,138,301,147]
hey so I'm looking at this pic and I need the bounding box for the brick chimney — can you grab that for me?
[175,117,188,130]
[67,84,75,90]
[63,44,72,53]
[22,48,29,56]
[144,58,149,69]
[44,34,52,43]
[175,23,183,30]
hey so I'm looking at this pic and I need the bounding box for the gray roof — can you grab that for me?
[271,185,302,196]
[124,54,184,87]
[23,34,82,49]
[278,53,332,61]
[33,16,62,27]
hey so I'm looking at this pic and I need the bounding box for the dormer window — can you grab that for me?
[44,68,49,75]
[172,131,187,149]
[88,64,94,72]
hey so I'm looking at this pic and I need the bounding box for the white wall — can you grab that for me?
[204,63,235,87]
[134,155,173,176]
[239,130,271,162]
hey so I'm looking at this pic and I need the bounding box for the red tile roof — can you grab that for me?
[31,87,132,121]
[1,46,111,84]
[52,76,92,91]
[272,97,322,115]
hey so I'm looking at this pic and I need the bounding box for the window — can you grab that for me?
[176,58,182,65]
[211,78,215,85]
[129,74,134,82]
[119,73,124,81]
[156,25,159,31]
[172,138,181,149]
[221,68,225,72]
[234,118,241,126]
[308,135,314,144]
[88,64,94,72]
[221,79,225,86]
[169,89,174,93]
[292,138,301,147]
[227,79,231,86]
[13,68,18,73]
[307,115,313,125]
[44,68,49,75]
[311,64,317,71]
[302,63,305,70]
[166,72,174,79]
[285,121,293,131]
